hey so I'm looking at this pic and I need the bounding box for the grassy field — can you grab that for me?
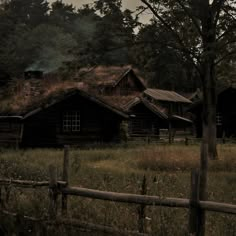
[0,143,235,235]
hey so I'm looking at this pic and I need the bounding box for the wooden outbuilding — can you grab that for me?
[189,84,236,138]
[124,97,168,137]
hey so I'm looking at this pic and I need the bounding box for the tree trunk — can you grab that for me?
[199,86,209,236]
[201,1,218,160]
[207,64,218,160]
[208,98,218,160]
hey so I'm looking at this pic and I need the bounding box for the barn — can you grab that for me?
[189,84,236,138]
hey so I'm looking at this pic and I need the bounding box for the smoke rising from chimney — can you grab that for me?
[25,24,78,73]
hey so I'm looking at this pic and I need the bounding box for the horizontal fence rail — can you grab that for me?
[62,187,236,215]
[1,180,235,214]
[62,186,190,208]
[0,179,67,188]
[0,179,49,187]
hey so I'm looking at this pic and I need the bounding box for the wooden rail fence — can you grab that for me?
[0,146,235,236]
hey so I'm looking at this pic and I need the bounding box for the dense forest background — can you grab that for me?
[0,0,235,92]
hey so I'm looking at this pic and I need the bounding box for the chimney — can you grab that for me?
[23,70,44,97]
[24,70,43,80]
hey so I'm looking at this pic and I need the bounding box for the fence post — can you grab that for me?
[62,145,70,216]
[0,186,2,208]
[48,165,58,220]
[185,137,189,146]
[189,169,201,235]
[16,213,24,235]
[138,175,147,233]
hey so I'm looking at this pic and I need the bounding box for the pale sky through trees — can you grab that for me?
[49,0,139,10]
[48,0,151,23]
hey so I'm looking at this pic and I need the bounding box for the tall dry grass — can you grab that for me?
[136,144,236,172]
[0,144,235,235]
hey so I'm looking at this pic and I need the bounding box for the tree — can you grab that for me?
[67,0,137,69]
[92,0,136,65]
[0,0,51,76]
[2,0,49,27]
[132,22,200,91]
[49,0,77,31]
[139,0,236,234]
[0,24,77,76]
[139,0,236,157]
[0,0,81,77]
[71,4,100,68]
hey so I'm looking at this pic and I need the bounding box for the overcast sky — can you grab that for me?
[48,0,151,23]
[49,0,139,10]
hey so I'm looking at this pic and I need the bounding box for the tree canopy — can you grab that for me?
[0,0,235,93]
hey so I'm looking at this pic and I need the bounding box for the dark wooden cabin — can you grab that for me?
[143,89,193,129]
[190,85,236,138]
[0,117,23,147]
[0,66,195,147]
[124,97,168,137]
[0,89,128,147]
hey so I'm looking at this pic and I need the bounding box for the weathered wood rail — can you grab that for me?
[0,146,235,235]
[61,186,236,214]
[128,135,236,146]
[184,137,236,145]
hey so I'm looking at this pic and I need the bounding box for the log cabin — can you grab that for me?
[0,88,128,147]
[0,66,193,147]
[99,87,192,138]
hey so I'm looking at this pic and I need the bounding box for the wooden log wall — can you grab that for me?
[21,94,122,147]
[0,120,22,148]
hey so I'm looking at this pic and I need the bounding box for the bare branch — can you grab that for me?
[216,22,236,41]
[212,0,227,26]
[215,49,236,65]
[135,6,149,18]
[217,38,236,51]
[141,0,180,38]
[140,0,202,76]
[175,0,203,37]
[222,4,236,22]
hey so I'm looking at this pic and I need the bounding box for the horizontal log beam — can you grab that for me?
[0,179,67,188]
[1,179,235,215]
[0,209,41,222]
[199,201,236,215]
[0,179,49,187]
[62,187,189,208]
[62,187,236,214]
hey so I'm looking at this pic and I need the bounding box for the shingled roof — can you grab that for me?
[144,89,192,104]
[76,65,146,88]
[0,88,128,119]
[99,95,137,111]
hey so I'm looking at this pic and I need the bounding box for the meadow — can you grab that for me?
[0,143,235,235]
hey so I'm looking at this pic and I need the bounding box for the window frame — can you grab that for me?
[62,110,81,133]
[216,112,222,126]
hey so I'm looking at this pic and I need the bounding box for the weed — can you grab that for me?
[0,144,235,235]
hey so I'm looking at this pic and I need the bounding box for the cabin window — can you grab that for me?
[63,111,80,132]
[216,112,222,126]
